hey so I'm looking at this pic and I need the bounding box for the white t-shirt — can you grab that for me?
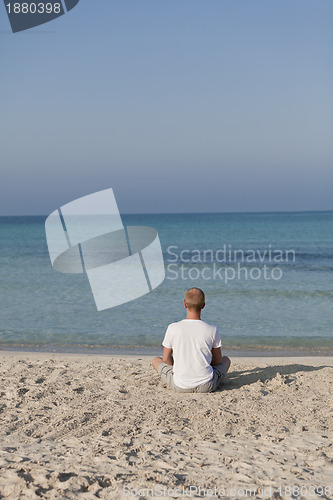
[162,319,222,389]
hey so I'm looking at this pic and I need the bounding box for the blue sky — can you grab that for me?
[1,0,332,214]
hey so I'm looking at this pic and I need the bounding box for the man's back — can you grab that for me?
[163,319,222,389]
[152,287,231,393]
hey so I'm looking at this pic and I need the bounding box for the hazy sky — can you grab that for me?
[1,0,332,215]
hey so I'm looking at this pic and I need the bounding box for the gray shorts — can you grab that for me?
[158,361,229,393]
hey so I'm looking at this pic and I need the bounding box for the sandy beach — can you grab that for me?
[0,352,332,499]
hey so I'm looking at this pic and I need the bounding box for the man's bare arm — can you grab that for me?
[211,347,223,366]
[162,347,174,366]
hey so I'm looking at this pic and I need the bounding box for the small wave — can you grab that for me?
[206,288,333,299]
[1,341,332,356]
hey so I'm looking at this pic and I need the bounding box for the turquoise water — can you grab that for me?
[0,212,332,353]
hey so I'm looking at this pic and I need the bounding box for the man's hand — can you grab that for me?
[211,347,223,366]
[162,347,174,366]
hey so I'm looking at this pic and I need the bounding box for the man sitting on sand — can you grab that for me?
[152,288,231,393]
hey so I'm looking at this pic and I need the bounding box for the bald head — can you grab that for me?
[184,288,205,312]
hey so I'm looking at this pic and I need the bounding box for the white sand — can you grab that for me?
[0,352,332,499]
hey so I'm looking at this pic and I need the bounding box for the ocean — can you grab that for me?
[0,211,332,355]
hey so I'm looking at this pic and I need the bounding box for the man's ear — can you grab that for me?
[202,303,205,309]
[184,301,188,309]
